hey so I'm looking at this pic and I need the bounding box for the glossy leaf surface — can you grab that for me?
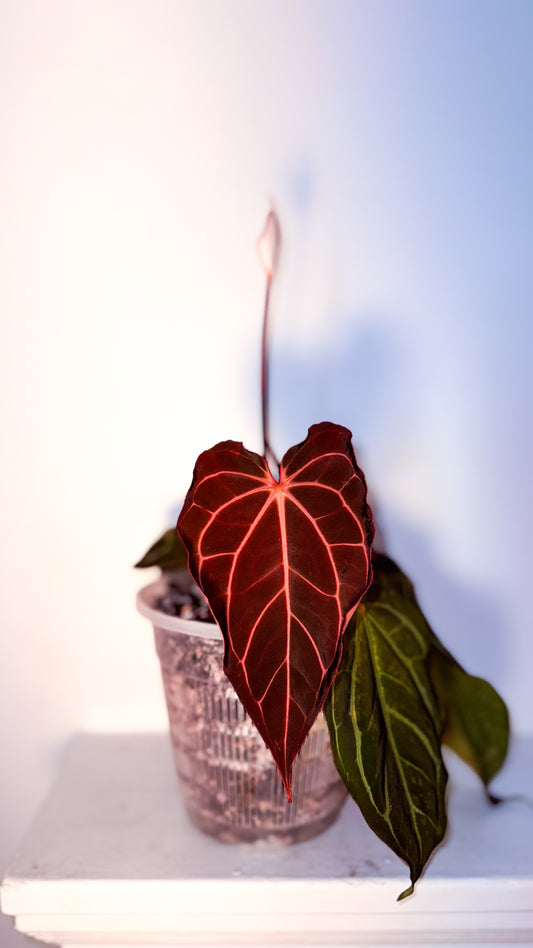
[177,422,374,797]
[325,555,448,898]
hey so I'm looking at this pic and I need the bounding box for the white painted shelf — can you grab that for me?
[1,732,532,947]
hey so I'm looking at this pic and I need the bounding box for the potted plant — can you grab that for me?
[137,211,509,898]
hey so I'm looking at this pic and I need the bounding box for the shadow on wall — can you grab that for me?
[268,314,415,461]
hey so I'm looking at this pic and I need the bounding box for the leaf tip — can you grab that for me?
[397,881,415,902]
[280,769,292,803]
[273,756,293,802]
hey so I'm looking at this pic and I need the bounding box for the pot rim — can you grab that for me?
[136,580,221,641]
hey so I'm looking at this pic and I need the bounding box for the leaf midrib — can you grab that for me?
[364,611,426,863]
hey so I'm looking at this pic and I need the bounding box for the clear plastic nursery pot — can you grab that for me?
[137,579,347,845]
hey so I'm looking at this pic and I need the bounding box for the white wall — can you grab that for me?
[1,2,532,944]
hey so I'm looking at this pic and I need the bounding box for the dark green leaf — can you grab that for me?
[135,528,189,571]
[429,646,509,788]
[325,560,448,899]
[371,554,510,790]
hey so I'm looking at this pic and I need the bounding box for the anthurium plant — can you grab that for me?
[138,211,509,899]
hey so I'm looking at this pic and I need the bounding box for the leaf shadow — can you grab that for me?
[269,313,410,459]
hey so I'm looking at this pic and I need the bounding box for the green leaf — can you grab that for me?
[369,553,510,790]
[429,645,509,788]
[325,559,448,899]
[134,528,189,571]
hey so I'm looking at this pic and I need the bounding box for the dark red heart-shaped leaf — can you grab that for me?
[177,422,374,798]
